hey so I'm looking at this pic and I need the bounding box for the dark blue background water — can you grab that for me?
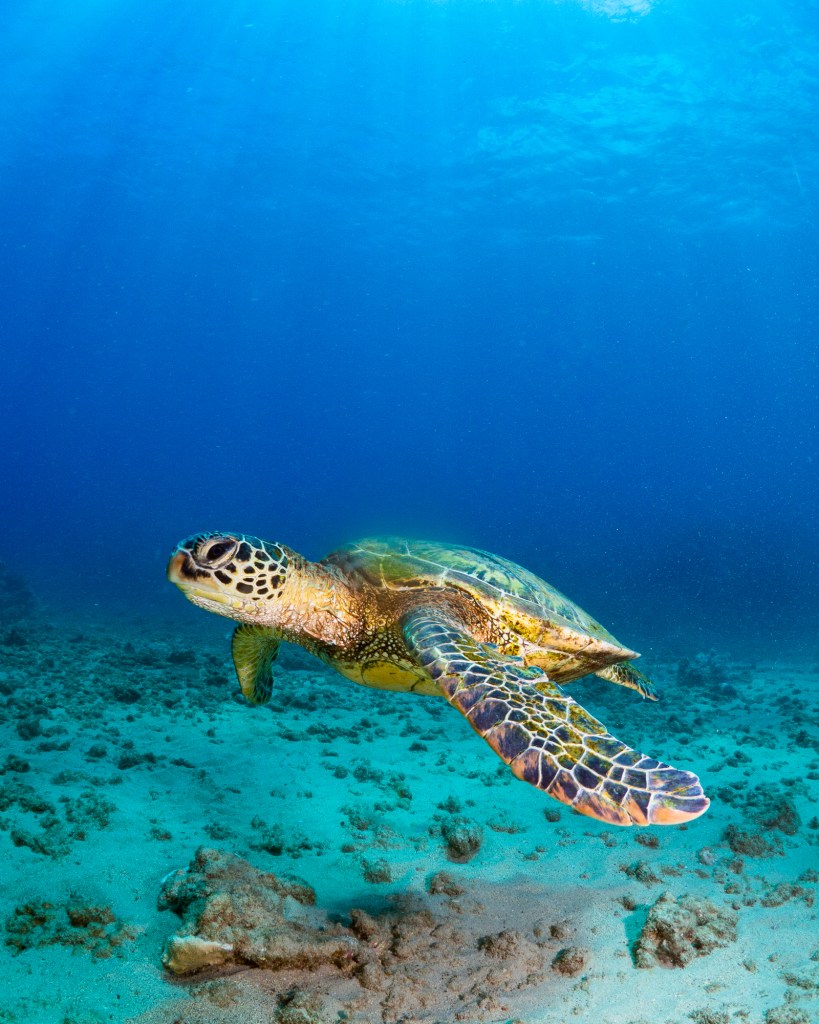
[1,0,816,654]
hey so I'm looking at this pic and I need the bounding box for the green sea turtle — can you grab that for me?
[167,534,709,827]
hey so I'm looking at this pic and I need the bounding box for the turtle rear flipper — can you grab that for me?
[593,663,658,701]
[401,609,709,827]
[231,624,280,704]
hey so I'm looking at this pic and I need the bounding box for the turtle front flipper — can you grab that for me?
[401,609,709,827]
[231,624,281,704]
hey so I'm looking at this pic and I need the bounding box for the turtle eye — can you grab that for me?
[197,537,238,567]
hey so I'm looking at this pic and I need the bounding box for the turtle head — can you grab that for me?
[167,532,290,624]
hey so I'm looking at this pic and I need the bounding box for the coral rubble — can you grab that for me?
[634,891,738,968]
[158,846,554,1022]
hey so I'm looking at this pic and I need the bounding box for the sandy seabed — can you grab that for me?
[0,608,816,1024]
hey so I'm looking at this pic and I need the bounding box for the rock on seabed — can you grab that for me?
[635,891,738,969]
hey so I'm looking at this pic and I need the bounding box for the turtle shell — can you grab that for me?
[324,537,635,673]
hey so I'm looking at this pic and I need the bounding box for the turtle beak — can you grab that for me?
[167,549,199,586]
[167,548,219,596]
[167,546,239,614]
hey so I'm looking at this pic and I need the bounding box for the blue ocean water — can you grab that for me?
[0,0,816,644]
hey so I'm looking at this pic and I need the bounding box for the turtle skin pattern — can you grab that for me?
[401,608,710,827]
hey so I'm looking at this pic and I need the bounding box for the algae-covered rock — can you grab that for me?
[635,891,738,969]
[427,871,466,897]
[722,782,802,859]
[551,945,591,976]
[761,883,814,908]
[157,847,549,1020]
[764,1007,811,1024]
[746,782,802,836]
[623,859,661,884]
[677,651,742,694]
[4,897,136,958]
[690,1011,730,1024]
[441,816,484,862]
[158,847,352,975]
[724,824,779,858]
[361,857,392,883]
